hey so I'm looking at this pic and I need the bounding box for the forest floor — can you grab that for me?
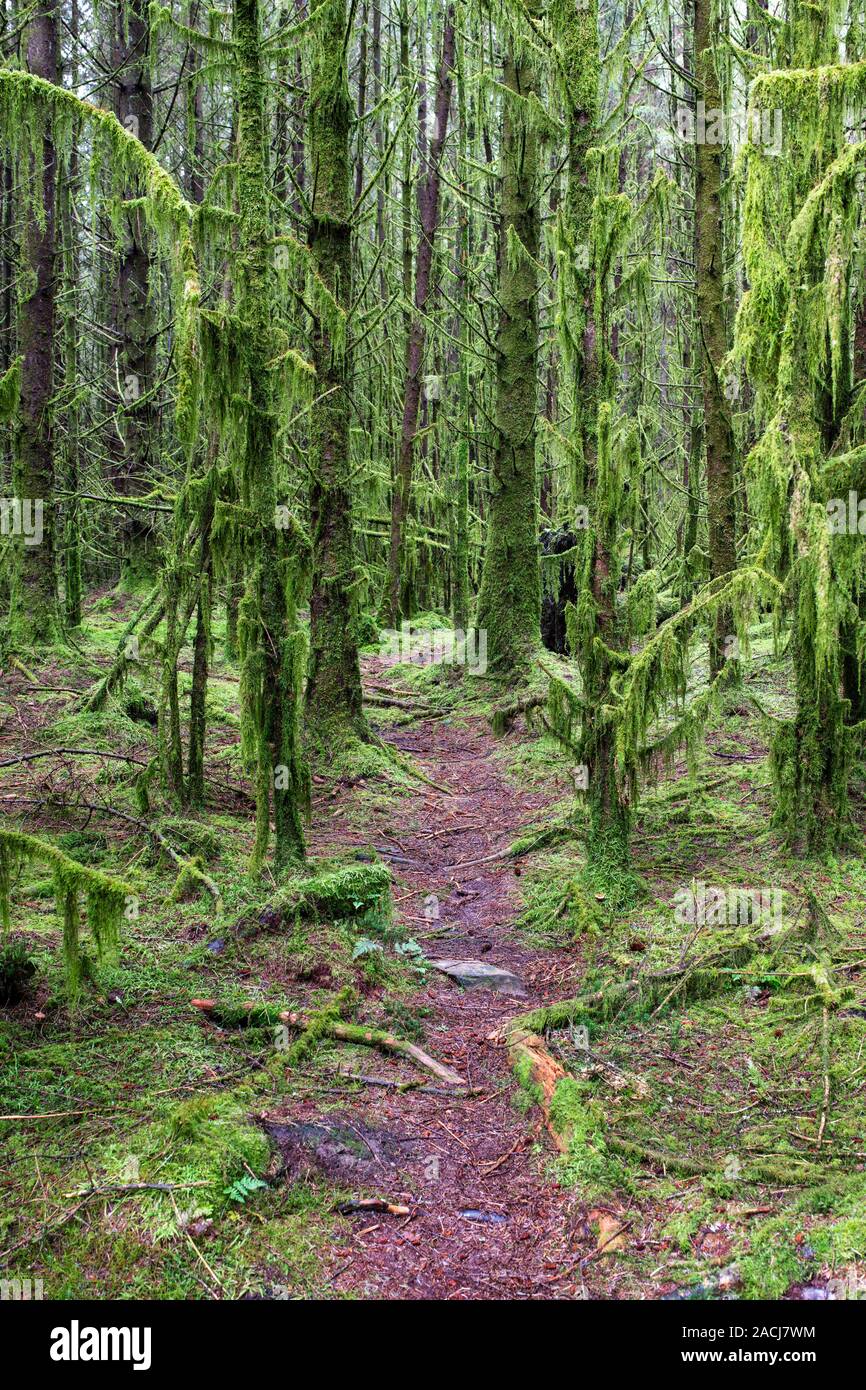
[2,596,866,1300]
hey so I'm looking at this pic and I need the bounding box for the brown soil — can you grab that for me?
[258,660,602,1299]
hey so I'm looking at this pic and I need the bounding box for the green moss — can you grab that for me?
[0,828,132,1003]
[550,1077,629,1197]
[271,861,392,924]
[164,1092,271,1207]
[283,987,354,1067]
[739,1217,811,1299]
[474,23,542,677]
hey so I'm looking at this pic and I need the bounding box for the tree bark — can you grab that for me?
[694,0,737,674]
[304,0,367,753]
[14,0,59,643]
[111,0,156,583]
[474,25,541,675]
[385,7,456,626]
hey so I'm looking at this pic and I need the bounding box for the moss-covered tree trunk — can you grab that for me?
[14,1,59,644]
[111,0,156,585]
[771,575,850,854]
[187,479,214,809]
[740,10,861,854]
[474,28,541,676]
[234,0,306,870]
[385,6,456,627]
[59,7,82,629]
[451,22,471,635]
[553,0,634,895]
[694,0,737,674]
[304,0,367,754]
[842,293,866,723]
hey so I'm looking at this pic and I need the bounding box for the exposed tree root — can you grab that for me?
[603,1136,836,1186]
[491,691,546,735]
[496,937,761,1038]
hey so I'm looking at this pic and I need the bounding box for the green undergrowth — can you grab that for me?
[0,607,434,1296]
[0,836,419,1295]
[504,664,866,1298]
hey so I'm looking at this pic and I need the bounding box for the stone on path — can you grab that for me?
[428,958,526,996]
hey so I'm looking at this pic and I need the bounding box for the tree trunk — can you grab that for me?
[234,0,306,870]
[385,7,456,626]
[694,0,737,674]
[112,0,156,585]
[474,26,541,676]
[14,0,59,644]
[304,0,367,754]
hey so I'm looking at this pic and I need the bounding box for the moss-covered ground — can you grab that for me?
[2,597,865,1300]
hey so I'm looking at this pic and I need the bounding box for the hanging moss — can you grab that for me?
[734,21,866,850]
[0,828,132,1004]
[0,356,21,422]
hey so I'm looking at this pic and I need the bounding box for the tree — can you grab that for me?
[13,1,60,644]
[304,0,368,755]
[385,5,456,626]
[474,5,542,677]
[111,0,157,582]
[736,31,866,852]
[693,0,738,675]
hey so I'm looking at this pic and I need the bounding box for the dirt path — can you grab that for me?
[295,665,593,1298]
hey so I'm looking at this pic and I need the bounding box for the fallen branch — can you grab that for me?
[191,1000,466,1086]
[491,691,546,735]
[501,1025,569,1153]
[3,797,224,913]
[0,748,150,770]
[817,1006,831,1147]
[335,1198,410,1216]
[331,1070,478,1098]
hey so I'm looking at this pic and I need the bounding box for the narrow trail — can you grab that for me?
[296,660,594,1298]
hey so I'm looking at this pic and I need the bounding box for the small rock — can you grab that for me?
[428,959,526,996]
[206,939,226,955]
[718,1263,742,1293]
